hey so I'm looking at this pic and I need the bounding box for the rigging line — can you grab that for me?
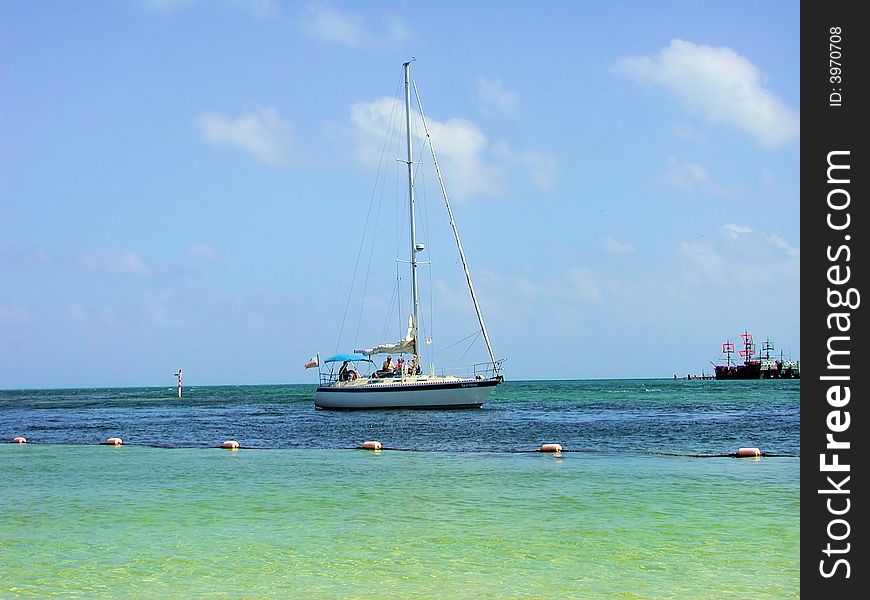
[380,276,401,345]
[407,85,438,364]
[394,155,405,339]
[422,179,436,366]
[395,132,402,271]
[335,75,403,353]
[417,153,436,367]
[354,96,403,348]
[412,134,431,251]
[353,169,386,348]
[459,330,482,362]
[427,251,435,363]
[382,141,405,344]
[430,329,482,357]
[391,94,411,343]
[409,132,432,362]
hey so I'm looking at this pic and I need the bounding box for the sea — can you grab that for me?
[1,379,799,598]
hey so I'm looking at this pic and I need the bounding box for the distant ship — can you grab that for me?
[714,332,799,380]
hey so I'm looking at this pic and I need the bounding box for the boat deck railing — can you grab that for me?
[435,361,503,380]
[318,360,503,386]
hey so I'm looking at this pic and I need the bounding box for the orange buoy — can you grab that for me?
[104,437,123,446]
[736,447,761,457]
[360,440,382,450]
[540,443,563,453]
[13,436,27,444]
[221,440,240,450]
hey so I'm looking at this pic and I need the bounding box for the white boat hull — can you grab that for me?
[314,377,499,409]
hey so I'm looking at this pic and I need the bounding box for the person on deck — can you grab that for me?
[395,357,405,375]
[373,356,393,378]
[338,361,349,381]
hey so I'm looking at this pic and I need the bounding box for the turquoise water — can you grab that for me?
[0,380,799,597]
[1,447,798,598]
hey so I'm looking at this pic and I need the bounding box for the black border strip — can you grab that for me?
[802,3,867,595]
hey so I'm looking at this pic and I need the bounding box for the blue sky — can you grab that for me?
[0,1,799,388]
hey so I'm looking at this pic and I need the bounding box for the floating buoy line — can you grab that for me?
[4,436,796,457]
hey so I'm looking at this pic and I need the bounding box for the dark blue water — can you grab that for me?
[0,379,799,455]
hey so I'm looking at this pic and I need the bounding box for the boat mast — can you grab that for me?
[740,331,754,365]
[404,60,420,358]
[412,80,498,372]
[723,339,734,367]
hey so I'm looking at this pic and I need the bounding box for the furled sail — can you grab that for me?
[357,313,416,356]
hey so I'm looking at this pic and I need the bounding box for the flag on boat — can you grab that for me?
[304,355,319,369]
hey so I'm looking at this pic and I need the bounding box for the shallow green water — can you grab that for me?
[1,445,798,598]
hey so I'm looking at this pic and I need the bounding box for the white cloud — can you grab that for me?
[493,142,559,190]
[604,237,635,256]
[143,0,277,18]
[721,223,753,239]
[67,304,119,327]
[142,295,172,327]
[565,267,602,303]
[429,266,604,346]
[73,251,157,275]
[616,39,799,148]
[349,97,503,200]
[678,224,799,289]
[483,267,603,312]
[301,1,408,48]
[0,249,54,268]
[195,108,293,166]
[347,97,395,161]
[68,304,89,324]
[677,241,729,286]
[523,151,559,189]
[671,122,708,142]
[348,96,558,198]
[4,247,218,277]
[661,156,721,194]
[187,243,219,263]
[477,77,517,116]
[0,305,30,327]
[425,118,504,200]
[233,0,276,17]
[722,224,799,258]
[767,234,800,259]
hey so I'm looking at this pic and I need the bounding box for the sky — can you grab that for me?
[0,1,800,388]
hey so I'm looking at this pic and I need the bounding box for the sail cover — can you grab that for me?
[357,313,416,356]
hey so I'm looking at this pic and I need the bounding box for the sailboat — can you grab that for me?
[311,61,503,409]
